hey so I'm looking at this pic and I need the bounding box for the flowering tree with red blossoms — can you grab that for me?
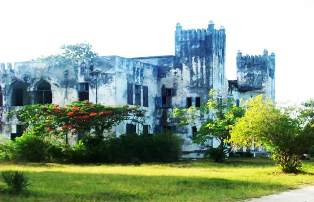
[13,101,144,143]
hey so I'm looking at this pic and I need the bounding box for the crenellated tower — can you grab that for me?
[235,50,275,100]
[174,21,226,91]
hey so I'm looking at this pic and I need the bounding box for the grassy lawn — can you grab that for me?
[0,158,314,202]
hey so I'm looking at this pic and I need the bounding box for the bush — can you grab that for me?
[66,140,88,163]
[3,129,182,164]
[273,153,302,173]
[151,132,182,162]
[2,171,30,194]
[229,151,254,158]
[206,147,226,162]
[13,133,49,162]
[65,132,182,163]
[0,142,15,161]
[309,147,314,157]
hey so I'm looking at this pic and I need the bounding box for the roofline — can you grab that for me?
[132,55,175,59]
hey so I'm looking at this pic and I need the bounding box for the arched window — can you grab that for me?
[35,80,52,104]
[10,81,29,106]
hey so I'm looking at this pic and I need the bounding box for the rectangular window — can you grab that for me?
[135,85,141,105]
[0,87,2,106]
[126,123,137,134]
[143,86,148,107]
[192,126,197,138]
[236,99,240,107]
[162,87,172,108]
[143,125,149,135]
[79,82,89,91]
[127,83,133,105]
[78,82,89,101]
[195,97,201,107]
[186,97,192,108]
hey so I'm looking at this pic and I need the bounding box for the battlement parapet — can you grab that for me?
[175,21,226,58]
[237,50,275,70]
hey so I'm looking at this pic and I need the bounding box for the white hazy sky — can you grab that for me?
[0,0,313,104]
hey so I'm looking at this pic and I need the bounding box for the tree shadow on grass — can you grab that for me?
[167,158,276,169]
[0,171,291,202]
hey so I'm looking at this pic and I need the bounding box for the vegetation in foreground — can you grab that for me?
[0,158,314,202]
[231,96,314,173]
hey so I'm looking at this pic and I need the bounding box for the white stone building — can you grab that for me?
[0,22,275,157]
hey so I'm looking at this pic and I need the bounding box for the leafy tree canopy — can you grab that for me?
[173,90,245,161]
[230,95,314,173]
[38,43,97,67]
[12,101,144,141]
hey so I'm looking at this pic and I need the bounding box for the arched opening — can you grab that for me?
[34,80,52,104]
[10,81,29,106]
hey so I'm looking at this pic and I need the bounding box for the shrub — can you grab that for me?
[273,153,302,173]
[13,133,49,162]
[46,142,68,162]
[229,151,254,158]
[151,132,182,162]
[66,132,183,163]
[66,140,88,163]
[2,171,30,194]
[206,147,226,162]
[0,142,15,161]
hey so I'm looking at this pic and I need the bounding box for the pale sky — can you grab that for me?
[0,0,313,104]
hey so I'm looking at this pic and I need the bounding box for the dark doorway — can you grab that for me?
[35,80,52,104]
[186,97,192,108]
[195,97,201,107]
[126,123,137,134]
[143,125,149,135]
[78,82,89,101]
[162,86,172,108]
[192,126,197,138]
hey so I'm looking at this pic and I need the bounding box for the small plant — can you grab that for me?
[2,171,30,194]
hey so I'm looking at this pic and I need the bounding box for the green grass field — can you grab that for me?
[0,158,314,202]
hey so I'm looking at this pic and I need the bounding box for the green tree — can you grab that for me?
[38,43,97,67]
[61,43,97,65]
[230,96,314,173]
[173,90,244,162]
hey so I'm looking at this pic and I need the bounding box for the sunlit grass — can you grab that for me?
[0,158,314,202]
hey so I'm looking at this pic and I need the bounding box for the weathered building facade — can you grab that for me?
[0,22,275,157]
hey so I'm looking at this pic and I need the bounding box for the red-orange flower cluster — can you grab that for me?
[89,112,98,117]
[99,111,113,116]
[62,124,72,130]
[67,112,74,117]
[72,106,80,111]
[77,115,89,120]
